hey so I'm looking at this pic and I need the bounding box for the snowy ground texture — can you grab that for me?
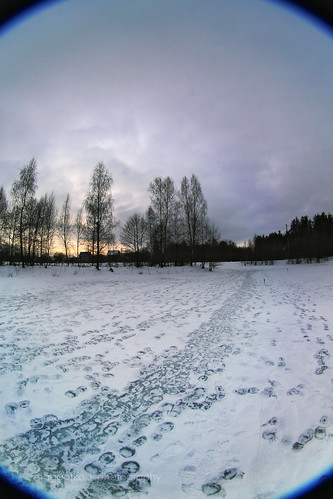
[0,261,332,499]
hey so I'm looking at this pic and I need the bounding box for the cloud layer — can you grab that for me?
[1,0,333,243]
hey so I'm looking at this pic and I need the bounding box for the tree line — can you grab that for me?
[250,213,333,263]
[0,159,229,269]
[122,174,221,267]
[0,159,119,269]
[1,159,332,269]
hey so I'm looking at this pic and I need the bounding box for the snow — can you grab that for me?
[0,261,332,498]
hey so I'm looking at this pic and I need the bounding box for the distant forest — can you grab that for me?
[1,159,332,268]
[250,212,333,264]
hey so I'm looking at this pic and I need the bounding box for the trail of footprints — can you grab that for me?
[261,413,332,452]
[1,273,332,498]
[1,281,251,497]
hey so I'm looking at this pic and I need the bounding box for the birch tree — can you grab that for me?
[121,213,147,266]
[84,162,114,270]
[74,207,83,258]
[0,186,8,249]
[11,158,37,267]
[179,174,207,265]
[148,176,175,265]
[58,193,71,263]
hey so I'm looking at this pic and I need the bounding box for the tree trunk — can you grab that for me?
[19,207,25,268]
[96,220,100,270]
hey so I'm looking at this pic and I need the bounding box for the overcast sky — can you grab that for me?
[1,0,332,244]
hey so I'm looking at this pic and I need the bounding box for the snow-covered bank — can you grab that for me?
[0,262,332,498]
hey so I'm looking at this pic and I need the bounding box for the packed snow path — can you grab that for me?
[0,262,332,498]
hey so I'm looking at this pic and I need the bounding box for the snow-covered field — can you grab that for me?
[0,261,332,499]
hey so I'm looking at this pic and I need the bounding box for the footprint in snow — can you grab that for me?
[262,430,277,441]
[202,482,226,496]
[234,387,259,395]
[262,387,277,398]
[201,468,244,496]
[262,416,279,427]
[278,357,286,367]
[287,385,304,396]
[119,446,136,458]
[292,421,328,452]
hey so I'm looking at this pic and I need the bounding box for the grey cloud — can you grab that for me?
[1,0,333,244]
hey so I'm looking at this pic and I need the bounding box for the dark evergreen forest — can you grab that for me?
[251,213,333,264]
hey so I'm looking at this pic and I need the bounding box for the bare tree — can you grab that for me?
[11,158,37,267]
[84,205,97,256]
[25,197,38,264]
[169,199,184,265]
[0,186,8,249]
[74,207,83,259]
[58,193,71,263]
[33,194,56,264]
[8,204,20,262]
[31,196,45,264]
[200,218,221,245]
[84,162,114,270]
[199,218,221,270]
[179,174,207,265]
[148,176,175,265]
[44,193,57,261]
[121,213,147,266]
[146,206,157,264]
